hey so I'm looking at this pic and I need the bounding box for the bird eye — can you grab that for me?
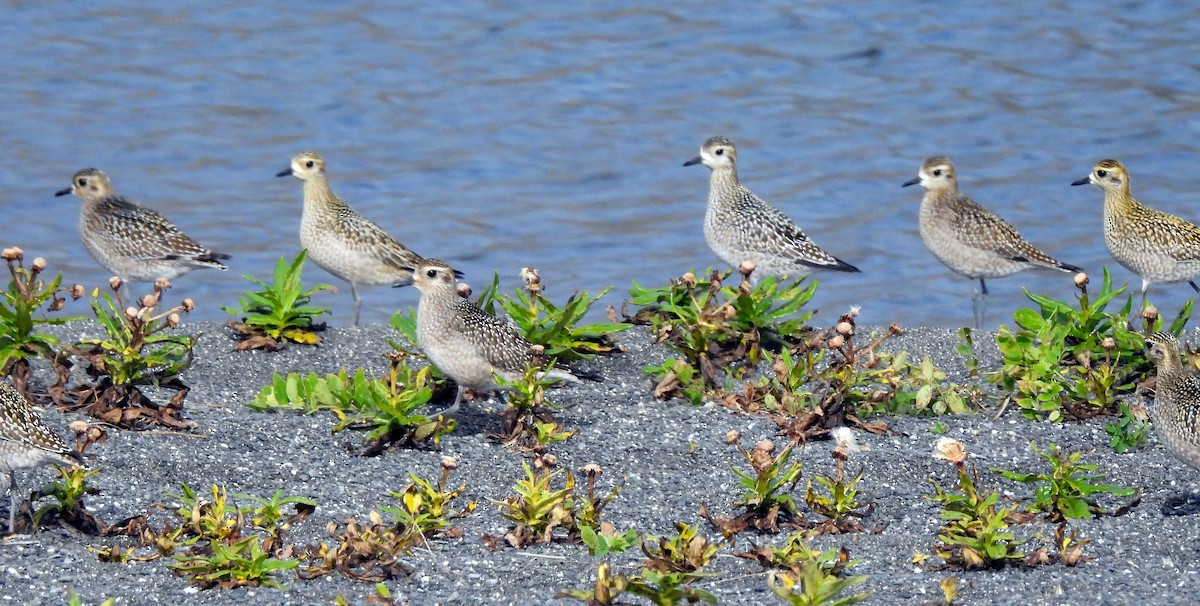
[426,269,437,278]
[932,169,941,177]
[715,148,724,156]
[78,178,87,187]
[305,161,315,169]
[1097,169,1107,178]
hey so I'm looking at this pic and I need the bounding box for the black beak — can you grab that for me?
[1070,177,1090,186]
[54,187,72,197]
[901,176,920,188]
[683,156,702,167]
[276,168,293,178]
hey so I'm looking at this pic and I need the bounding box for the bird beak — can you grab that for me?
[901,176,921,188]
[1070,176,1091,186]
[453,269,464,279]
[276,167,293,178]
[683,156,702,167]
[54,187,72,197]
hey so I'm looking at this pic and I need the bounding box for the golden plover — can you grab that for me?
[1073,159,1200,309]
[55,169,230,282]
[0,381,82,534]
[1144,331,1200,473]
[683,136,860,281]
[409,259,598,414]
[277,152,431,326]
[903,156,1082,328]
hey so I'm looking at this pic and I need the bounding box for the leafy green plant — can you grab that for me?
[923,460,1026,569]
[580,524,638,557]
[169,534,299,589]
[236,489,317,537]
[887,355,976,416]
[302,459,468,582]
[632,268,816,389]
[644,357,709,405]
[247,352,454,454]
[380,457,473,541]
[993,268,1190,421]
[704,436,804,535]
[992,441,1136,520]
[805,463,868,534]
[488,462,578,548]
[0,248,82,394]
[65,278,196,429]
[30,465,102,534]
[224,249,334,350]
[761,539,870,606]
[640,522,719,575]
[1105,403,1149,453]
[475,268,629,359]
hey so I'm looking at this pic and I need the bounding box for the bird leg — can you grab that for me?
[972,279,988,330]
[350,283,362,327]
[438,385,465,416]
[3,471,14,535]
[1191,281,1199,294]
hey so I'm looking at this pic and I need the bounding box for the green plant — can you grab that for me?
[644,357,709,405]
[580,524,638,557]
[805,462,868,534]
[65,278,196,429]
[380,457,473,541]
[632,268,815,388]
[704,437,804,535]
[236,489,317,536]
[993,268,1190,421]
[223,249,334,349]
[488,462,578,548]
[30,465,102,533]
[887,355,976,416]
[932,421,947,435]
[169,534,299,589]
[640,522,719,575]
[992,441,1136,520]
[475,268,629,359]
[171,483,243,543]
[491,362,577,451]
[0,249,82,394]
[247,352,454,454]
[763,539,870,606]
[924,459,1026,569]
[1105,403,1149,453]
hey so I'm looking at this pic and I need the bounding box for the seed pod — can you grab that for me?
[828,334,845,349]
[109,276,122,291]
[440,456,459,471]
[681,272,696,286]
[1142,305,1159,322]
[48,298,64,312]
[724,430,741,445]
[124,306,139,322]
[1074,272,1089,289]
[70,284,85,299]
[31,257,46,272]
[155,277,171,291]
[836,321,854,336]
[166,313,181,328]
[738,260,756,277]
[140,294,158,309]
[181,298,195,312]
[456,283,472,298]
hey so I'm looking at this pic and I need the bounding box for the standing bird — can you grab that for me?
[0,381,83,534]
[683,136,860,281]
[410,259,598,414]
[903,156,1082,328]
[277,152,427,326]
[55,169,230,282]
[1144,331,1200,473]
[1072,159,1200,310]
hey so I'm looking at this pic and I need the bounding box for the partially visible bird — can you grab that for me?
[0,381,83,534]
[1144,331,1200,473]
[1073,159,1200,310]
[683,136,860,281]
[278,152,438,325]
[903,156,1082,328]
[410,259,599,414]
[55,169,230,282]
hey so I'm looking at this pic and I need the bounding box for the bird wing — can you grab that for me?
[95,197,218,263]
[335,208,424,277]
[948,193,1072,270]
[736,188,848,269]
[449,299,535,373]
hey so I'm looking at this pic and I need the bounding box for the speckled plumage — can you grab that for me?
[1073,159,1200,301]
[411,259,594,413]
[0,381,81,533]
[278,152,427,325]
[1145,331,1200,472]
[905,156,1081,284]
[55,169,229,282]
[683,136,859,280]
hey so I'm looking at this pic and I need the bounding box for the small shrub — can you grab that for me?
[764,540,870,606]
[992,441,1137,520]
[63,278,196,430]
[704,436,804,536]
[475,267,629,359]
[247,352,454,455]
[224,249,334,350]
[0,248,83,395]
[30,465,102,534]
[1104,403,1149,453]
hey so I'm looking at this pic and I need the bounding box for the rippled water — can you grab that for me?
[5,2,1200,329]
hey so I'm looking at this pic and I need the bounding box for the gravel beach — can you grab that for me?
[0,320,1196,606]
